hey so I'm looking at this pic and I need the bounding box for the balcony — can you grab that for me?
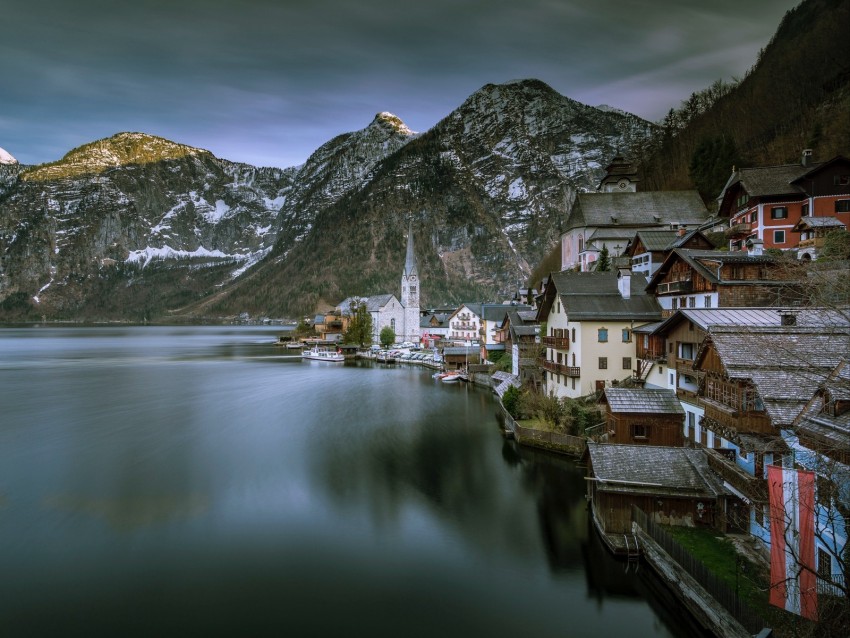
[725,222,753,238]
[541,358,580,377]
[700,398,774,435]
[704,448,767,503]
[656,279,693,294]
[542,335,570,349]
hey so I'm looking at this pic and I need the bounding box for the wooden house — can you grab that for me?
[600,387,684,446]
[791,215,847,261]
[645,248,795,316]
[625,228,714,279]
[441,346,480,371]
[585,443,729,553]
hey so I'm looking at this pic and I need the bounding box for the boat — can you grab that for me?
[302,347,344,362]
[440,372,463,383]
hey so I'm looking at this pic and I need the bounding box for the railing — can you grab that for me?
[818,572,846,597]
[676,388,699,402]
[704,448,767,503]
[500,404,586,457]
[657,279,693,294]
[631,506,767,635]
[540,359,580,377]
[725,222,753,238]
[542,335,569,349]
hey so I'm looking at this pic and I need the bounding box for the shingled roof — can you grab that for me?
[602,388,684,414]
[696,325,850,427]
[546,271,662,322]
[567,191,710,231]
[586,443,727,498]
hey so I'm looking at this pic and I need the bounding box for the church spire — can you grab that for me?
[404,220,418,277]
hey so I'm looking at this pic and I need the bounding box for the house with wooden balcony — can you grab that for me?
[791,215,847,261]
[645,247,795,316]
[313,310,349,342]
[624,228,714,280]
[536,269,661,399]
[717,152,850,253]
[599,387,684,446]
[692,323,850,547]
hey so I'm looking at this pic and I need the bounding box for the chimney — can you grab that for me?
[678,226,687,237]
[802,149,813,167]
[747,238,764,256]
[778,310,798,326]
[617,268,631,299]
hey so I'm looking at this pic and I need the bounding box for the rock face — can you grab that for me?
[0,80,655,320]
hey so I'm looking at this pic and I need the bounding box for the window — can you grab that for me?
[836,199,850,213]
[704,295,712,308]
[598,328,608,342]
[688,297,696,308]
[598,357,608,369]
[750,211,757,223]
[622,357,632,370]
[802,203,809,216]
[770,206,788,219]
[631,424,648,439]
[622,328,631,342]
[571,327,575,342]
[818,548,832,579]
[671,298,678,310]
[774,230,786,244]
[571,378,576,390]
[669,373,674,385]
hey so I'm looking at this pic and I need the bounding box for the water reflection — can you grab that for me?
[0,327,686,637]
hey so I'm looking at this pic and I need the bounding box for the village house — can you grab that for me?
[447,303,484,343]
[560,189,711,272]
[419,312,450,348]
[478,303,532,363]
[645,245,795,316]
[600,387,685,446]
[584,443,730,554]
[790,215,847,261]
[718,152,850,253]
[312,309,348,342]
[692,323,850,547]
[536,269,661,399]
[788,360,850,594]
[634,307,844,448]
[495,308,540,388]
[624,228,714,279]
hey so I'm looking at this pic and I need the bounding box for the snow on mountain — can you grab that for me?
[0,146,17,165]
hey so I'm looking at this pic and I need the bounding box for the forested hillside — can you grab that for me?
[638,0,850,204]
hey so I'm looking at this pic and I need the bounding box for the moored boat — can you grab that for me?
[302,347,344,362]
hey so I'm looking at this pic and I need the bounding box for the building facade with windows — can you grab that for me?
[718,152,850,253]
[536,270,661,399]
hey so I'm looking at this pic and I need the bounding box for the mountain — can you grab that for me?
[0,132,297,319]
[0,80,654,321]
[0,147,17,165]
[186,79,655,318]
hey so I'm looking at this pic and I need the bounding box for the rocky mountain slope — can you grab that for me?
[0,80,654,321]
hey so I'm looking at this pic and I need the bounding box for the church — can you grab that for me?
[337,221,420,345]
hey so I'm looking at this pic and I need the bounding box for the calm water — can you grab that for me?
[0,326,694,637]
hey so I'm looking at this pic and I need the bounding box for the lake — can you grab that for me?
[0,326,699,636]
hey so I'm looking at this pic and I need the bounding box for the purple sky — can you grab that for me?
[2,0,801,168]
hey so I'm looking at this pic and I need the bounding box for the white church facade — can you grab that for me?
[337,222,421,345]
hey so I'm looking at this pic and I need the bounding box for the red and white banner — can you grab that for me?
[767,465,818,621]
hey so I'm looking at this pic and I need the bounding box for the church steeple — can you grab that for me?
[404,220,418,277]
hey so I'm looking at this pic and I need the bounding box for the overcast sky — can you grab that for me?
[2,0,801,168]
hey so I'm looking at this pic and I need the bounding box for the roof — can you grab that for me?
[793,361,850,458]
[420,313,449,328]
[567,191,710,231]
[545,271,662,322]
[697,325,850,427]
[603,388,684,414]
[652,307,849,335]
[587,443,727,497]
[337,294,397,314]
[646,248,779,290]
[404,220,418,277]
[723,164,814,199]
[492,371,520,398]
[481,303,531,322]
[631,229,681,252]
[792,216,847,231]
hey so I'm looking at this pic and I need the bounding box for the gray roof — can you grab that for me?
[587,443,727,497]
[404,220,418,277]
[492,371,520,398]
[721,164,814,200]
[652,307,850,335]
[632,229,681,252]
[568,191,710,231]
[793,362,850,457]
[792,216,846,230]
[548,271,662,321]
[647,249,779,289]
[338,294,397,314]
[420,313,449,329]
[699,325,850,427]
[482,303,531,322]
[603,388,684,414]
